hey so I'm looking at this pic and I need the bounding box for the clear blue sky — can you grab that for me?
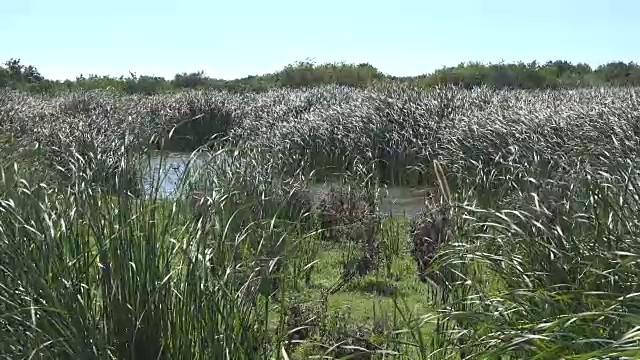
[2,0,637,81]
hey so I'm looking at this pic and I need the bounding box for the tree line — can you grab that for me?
[2,57,640,94]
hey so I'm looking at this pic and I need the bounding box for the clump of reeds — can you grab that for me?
[316,185,379,244]
[4,85,640,187]
[315,185,384,290]
[410,193,451,283]
[409,161,453,285]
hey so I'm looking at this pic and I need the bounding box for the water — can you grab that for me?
[145,153,429,217]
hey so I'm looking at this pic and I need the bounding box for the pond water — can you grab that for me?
[144,153,429,217]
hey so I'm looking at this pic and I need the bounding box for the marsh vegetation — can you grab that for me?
[1,83,640,359]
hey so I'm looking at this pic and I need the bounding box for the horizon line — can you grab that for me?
[4,57,639,82]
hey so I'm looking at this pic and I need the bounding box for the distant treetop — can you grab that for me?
[2,57,639,94]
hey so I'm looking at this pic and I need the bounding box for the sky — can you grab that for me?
[2,0,638,81]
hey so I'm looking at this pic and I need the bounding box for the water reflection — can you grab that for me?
[143,153,428,217]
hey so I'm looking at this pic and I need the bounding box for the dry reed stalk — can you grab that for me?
[190,191,214,220]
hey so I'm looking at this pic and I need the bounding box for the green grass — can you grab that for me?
[277,220,435,359]
[303,225,430,318]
